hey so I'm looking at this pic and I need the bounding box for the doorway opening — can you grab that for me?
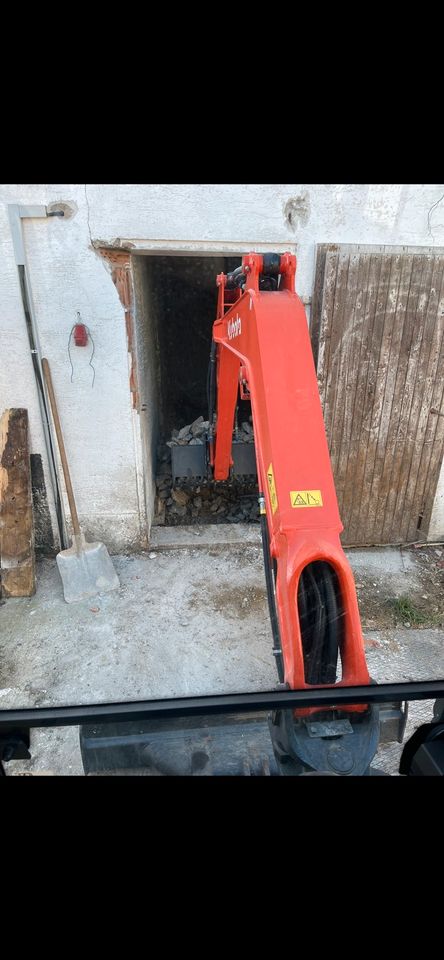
[131,253,259,529]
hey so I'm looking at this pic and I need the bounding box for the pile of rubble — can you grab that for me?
[166,415,209,448]
[165,415,255,447]
[154,415,259,526]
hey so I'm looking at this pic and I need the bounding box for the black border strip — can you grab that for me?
[0,680,443,732]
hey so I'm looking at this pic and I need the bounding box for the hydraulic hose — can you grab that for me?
[207,340,217,428]
[259,493,285,683]
[298,561,342,685]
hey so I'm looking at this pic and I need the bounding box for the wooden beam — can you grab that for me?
[0,408,35,597]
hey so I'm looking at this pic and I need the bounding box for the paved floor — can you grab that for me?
[1,533,442,775]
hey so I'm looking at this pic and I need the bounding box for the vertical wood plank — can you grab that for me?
[367,254,413,542]
[310,244,328,372]
[397,257,444,541]
[329,252,361,504]
[380,255,428,541]
[347,254,392,542]
[339,253,375,540]
[316,250,340,409]
[389,255,436,539]
[322,253,350,444]
[404,259,444,540]
[0,408,36,597]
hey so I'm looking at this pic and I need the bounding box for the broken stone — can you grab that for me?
[170,503,187,517]
[190,416,204,436]
[178,424,192,440]
[189,438,204,445]
[149,552,157,559]
[192,421,209,438]
[172,488,190,506]
[166,440,178,447]
[172,428,179,439]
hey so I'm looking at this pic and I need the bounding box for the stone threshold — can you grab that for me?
[149,523,262,551]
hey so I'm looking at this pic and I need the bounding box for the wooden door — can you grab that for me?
[310,244,444,544]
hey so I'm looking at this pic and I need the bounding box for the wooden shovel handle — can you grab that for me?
[42,358,80,537]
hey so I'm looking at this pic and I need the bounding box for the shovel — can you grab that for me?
[42,358,120,603]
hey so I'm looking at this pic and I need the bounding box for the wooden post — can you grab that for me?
[0,409,36,597]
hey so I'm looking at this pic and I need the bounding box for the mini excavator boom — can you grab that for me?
[211,252,369,695]
[80,253,407,775]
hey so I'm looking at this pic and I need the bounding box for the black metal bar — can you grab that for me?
[0,680,443,733]
[258,493,284,682]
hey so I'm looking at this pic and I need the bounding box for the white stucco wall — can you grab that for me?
[1,183,444,547]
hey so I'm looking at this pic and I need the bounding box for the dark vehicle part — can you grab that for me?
[171,442,207,481]
[80,712,281,776]
[399,699,444,776]
[0,681,442,776]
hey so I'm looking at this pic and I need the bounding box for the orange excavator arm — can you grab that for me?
[210,252,370,700]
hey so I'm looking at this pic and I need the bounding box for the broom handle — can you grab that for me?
[42,358,81,537]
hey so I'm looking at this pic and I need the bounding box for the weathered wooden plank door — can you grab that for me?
[311,244,444,545]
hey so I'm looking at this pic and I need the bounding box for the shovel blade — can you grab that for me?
[56,537,120,603]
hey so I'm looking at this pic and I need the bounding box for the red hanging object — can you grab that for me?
[74,323,88,347]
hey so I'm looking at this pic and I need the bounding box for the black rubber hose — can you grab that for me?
[297,561,341,685]
[226,266,246,290]
[262,253,281,276]
[207,340,217,427]
[259,494,284,683]
[303,566,326,684]
[317,563,340,684]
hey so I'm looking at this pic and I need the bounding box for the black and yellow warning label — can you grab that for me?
[290,490,323,508]
[267,463,278,514]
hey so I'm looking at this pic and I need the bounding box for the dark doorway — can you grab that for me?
[136,254,240,441]
[132,253,259,528]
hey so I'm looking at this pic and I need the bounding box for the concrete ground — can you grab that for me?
[1,528,443,775]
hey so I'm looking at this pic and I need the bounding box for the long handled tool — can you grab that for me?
[42,357,120,603]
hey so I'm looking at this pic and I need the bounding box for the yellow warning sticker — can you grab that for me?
[267,463,278,514]
[290,490,323,508]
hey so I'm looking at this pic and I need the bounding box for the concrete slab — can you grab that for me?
[150,523,262,550]
[347,547,416,575]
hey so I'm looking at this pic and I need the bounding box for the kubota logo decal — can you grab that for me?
[227,314,242,340]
